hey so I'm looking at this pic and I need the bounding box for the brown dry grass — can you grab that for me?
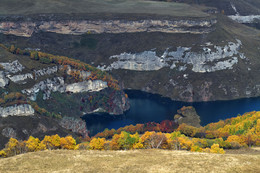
[0,149,259,173]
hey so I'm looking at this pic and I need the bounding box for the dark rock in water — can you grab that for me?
[59,117,89,138]
[174,106,201,127]
[0,116,78,150]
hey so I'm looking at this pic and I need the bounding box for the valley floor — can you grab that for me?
[0,149,259,173]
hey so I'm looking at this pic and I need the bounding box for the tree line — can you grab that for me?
[2,110,259,158]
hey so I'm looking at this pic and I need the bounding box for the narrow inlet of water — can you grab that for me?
[82,90,260,136]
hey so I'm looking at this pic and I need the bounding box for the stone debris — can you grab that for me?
[34,66,58,79]
[21,77,66,101]
[0,71,9,88]
[0,60,24,74]
[0,104,35,118]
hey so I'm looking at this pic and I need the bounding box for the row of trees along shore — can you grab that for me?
[1,111,260,157]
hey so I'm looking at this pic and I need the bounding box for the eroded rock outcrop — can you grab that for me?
[1,127,16,138]
[59,117,89,138]
[0,104,35,118]
[0,19,217,37]
[174,106,201,127]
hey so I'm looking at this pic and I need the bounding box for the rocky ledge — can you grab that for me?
[0,19,217,37]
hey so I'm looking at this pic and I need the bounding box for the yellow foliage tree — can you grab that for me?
[0,150,7,158]
[227,135,246,146]
[210,144,225,154]
[26,136,45,152]
[41,134,61,150]
[60,136,76,150]
[5,138,19,156]
[89,138,106,150]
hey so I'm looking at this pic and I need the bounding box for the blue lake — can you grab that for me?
[83,90,260,136]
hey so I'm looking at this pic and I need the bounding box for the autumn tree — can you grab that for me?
[41,135,61,150]
[26,136,46,152]
[5,138,20,156]
[89,138,106,150]
[210,144,225,154]
[60,136,76,150]
[0,150,7,158]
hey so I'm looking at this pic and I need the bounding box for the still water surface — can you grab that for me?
[83,90,260,136]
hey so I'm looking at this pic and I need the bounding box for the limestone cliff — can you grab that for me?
[0,18,216,37]
[99,40,245,73]
[0,104,35,118]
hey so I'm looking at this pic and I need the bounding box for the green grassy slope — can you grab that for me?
[0,0,208,17]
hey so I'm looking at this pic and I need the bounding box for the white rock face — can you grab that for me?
[228,15,260,23]
[22,77,66,101]
[0,60,24,74]
[100,40,246,73]
[8,73,33,83]
[0,71,9,88]
[22,77,108,100]
[66,80,108,93]
[0,19,217,37]
[103,51,168,71]
[0,104,35,118]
